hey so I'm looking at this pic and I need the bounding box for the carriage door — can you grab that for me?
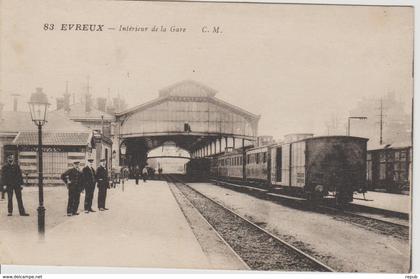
[276,147,282,182]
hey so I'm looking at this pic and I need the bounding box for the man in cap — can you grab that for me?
[1,154,29,216]
[96,159,109,211]
[61,161,83,216]
[81,159,96,213]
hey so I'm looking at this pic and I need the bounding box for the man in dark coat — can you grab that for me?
[134,165,141,185]
[1,154,29,216]
[96,159,109,211]
[1,181,5,200]
[81,159,96,213]
[61,161,82,216]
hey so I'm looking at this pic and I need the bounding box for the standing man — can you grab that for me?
[96,159,109,211]
[81,159,96,213]
[61,161,82,216]
[142,165,148,183]
[1,154,29,216]
[134,165,141,185]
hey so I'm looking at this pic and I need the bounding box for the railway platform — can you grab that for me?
[352,191,410,214]
[0,180,246,271]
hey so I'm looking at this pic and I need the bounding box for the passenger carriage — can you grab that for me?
[187,134,368,204]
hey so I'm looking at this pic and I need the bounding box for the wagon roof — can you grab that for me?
[271,135,368,146]
[302,135,369,142]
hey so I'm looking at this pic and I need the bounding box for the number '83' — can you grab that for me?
[43,23,54,31]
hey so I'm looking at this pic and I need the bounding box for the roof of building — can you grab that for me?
[13,131,92,146]
[55,103,115,122]
[159,80,217,98]
[116,80,260,121]
[368,142,412,151]
[0,111,90,134]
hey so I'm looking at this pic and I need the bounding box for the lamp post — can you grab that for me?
[28,88,50,238]
[347,116,367,136]
[120,142,126,161]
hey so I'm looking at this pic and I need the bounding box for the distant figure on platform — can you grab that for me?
[96,159,109,211]
[158,167,163,176]
[61,161,83,216]
[142,166,148,182]
[1,154,29,216]
[149,168,156,180]
[134,165,141,185]
[82,159,96,213]
[1,184,5,200]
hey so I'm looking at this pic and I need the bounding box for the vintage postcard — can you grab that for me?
[0,0,415,275]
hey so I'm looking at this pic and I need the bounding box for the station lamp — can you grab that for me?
[28,87,50,238]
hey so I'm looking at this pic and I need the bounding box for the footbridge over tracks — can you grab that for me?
[112,80,260,168]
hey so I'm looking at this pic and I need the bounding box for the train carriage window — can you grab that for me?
[247,154,250,164]
[263,152,267,163]
[379,163,386,180]
[380,152,386,162]
[400,151,407,161]
[256,153,260,164]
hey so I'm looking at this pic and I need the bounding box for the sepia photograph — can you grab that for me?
[0,0,415,275]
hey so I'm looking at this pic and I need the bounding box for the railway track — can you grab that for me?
[166,175,335,272]
[317,205,409,240]
[202,177,409,241]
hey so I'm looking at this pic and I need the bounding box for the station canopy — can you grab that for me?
[115,80,260,152]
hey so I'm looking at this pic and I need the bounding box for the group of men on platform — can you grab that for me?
[61,158,110,216]
[1,154,110,217]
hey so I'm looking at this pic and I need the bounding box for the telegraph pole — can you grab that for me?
[379,99,384,145]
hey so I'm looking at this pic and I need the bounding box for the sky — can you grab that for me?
[0,0,414,141]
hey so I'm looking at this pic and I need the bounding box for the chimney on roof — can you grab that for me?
[97,97,107,112]
[85,76,92,113]
[11,94,20,112]
[56,97,65,110]
[63,93,70,112]
[0,102,4,121]
[85,93,92,113]
[63,81,71,112]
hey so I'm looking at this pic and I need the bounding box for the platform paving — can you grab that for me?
[0,180,242,270]
[352,191,410,214]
